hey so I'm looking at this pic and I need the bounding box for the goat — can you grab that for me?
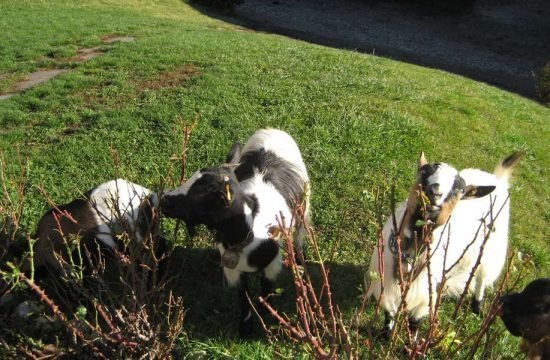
[18,179,162,275]
[499,278,550,360]
[161,128,310,336]
[366,152,523,336]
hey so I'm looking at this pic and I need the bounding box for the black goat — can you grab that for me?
[500,278,550,360]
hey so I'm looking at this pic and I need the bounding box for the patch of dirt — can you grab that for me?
[101,35,136,43]
[71,65,201,110]
[230,0,550,99]
[0,35,136,101]
[59,124,81,137]
[134,65,201,90]
[71,47,104,62]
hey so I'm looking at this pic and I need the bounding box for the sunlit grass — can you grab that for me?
[0,0,548,357]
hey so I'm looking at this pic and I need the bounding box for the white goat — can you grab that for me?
[161,128,310,336]
[22,179,160,273]
[366,152,523,334]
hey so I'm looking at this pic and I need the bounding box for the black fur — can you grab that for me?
[161,166,242,234]
[238,148,305,209]
[238,275,254,337]
[419,163,441,187]
[408,317,422,333]
[215,213,253,248]
[137,195,159,237]
[501,151,526,170]
[500,278,550,342]
[247,240,279,270]
[226,141,242,164]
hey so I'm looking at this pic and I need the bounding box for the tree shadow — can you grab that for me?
[189,0,550,100]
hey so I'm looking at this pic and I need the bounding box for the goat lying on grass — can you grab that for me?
[14,179,163,276]
[161,128,310,336]
[366,152,523,336]
[500,278,550,360]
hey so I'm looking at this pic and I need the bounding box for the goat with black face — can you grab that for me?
[499,278,550,360]
[161,129,310,336]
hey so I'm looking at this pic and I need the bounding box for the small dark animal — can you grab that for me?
[500,278,550,360]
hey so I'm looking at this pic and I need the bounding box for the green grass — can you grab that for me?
[1,0,548,357]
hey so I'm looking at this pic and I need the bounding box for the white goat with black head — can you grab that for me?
[161,128,310,336]
[18,179,162,275]
[366,152,523,336]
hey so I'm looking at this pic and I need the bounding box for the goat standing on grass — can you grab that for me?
[365,152,523,336]
[161,128,310,336]
[16,179,163,275]
[499,278,550,360]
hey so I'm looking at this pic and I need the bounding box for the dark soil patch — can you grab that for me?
[71,47,104,62]
[101,35,136,44]
[134,65,201,90]
[72,65,200,110]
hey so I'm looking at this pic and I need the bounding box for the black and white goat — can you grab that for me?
[19,179,162,274]
[499,278,550,360]
[366,152,523,335]
[161,128,310,336]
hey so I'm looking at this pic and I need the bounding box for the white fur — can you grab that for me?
[89,179,157,248]
[241,128,309,181]
[425,163,459,206]
[220,129,310,287]
[366,164,512,321]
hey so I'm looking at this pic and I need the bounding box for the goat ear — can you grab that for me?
[418,152,428,169]
[226,141,242,164]
[461,185,496,200]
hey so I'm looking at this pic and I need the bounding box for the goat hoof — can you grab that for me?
[471,298,484,317]
[378,326,391,342]
[239,320,254,338]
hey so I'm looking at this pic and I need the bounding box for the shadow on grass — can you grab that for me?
[167,245,365,340]
[188,0,550,101]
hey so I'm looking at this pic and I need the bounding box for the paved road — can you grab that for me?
[230,0,549,100]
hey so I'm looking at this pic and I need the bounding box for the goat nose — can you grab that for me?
[429,183,443,200]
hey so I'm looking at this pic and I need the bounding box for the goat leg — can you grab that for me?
[238,274,254,337]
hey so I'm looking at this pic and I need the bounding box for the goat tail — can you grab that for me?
[494,151,525,181]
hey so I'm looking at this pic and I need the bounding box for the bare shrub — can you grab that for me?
[260,184,531,359]
[0,154,185,359]
[256,198,356,359]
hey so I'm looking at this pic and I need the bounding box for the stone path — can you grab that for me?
[0,36,135,101]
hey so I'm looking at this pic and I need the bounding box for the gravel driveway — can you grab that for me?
[230,0,549,100]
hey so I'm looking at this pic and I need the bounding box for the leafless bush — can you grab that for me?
[0,154,185,359]
[260,183,530,359]
[256,199,356,359]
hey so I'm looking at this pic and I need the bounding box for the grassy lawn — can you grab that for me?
[0,0,548,357]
